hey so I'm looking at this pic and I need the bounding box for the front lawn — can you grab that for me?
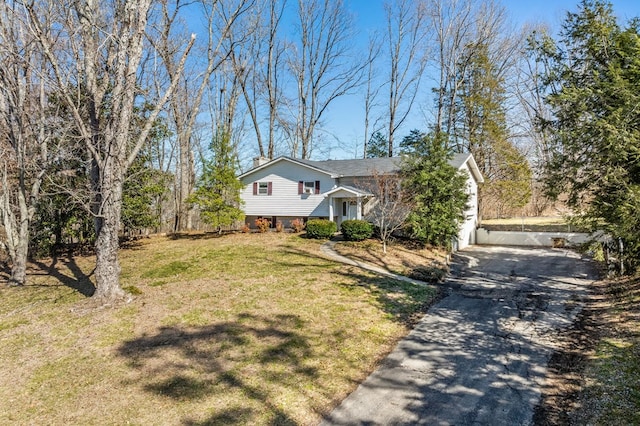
[0,233,437,425]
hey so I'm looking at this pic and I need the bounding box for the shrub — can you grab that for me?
[291,218,305,233]
[340,219,373,241]
[241,223,250,233]
[255,218,271,233]
[305,219,336,239]
[275,220,284,233]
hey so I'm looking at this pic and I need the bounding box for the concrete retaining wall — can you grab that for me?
[476,228,592,247]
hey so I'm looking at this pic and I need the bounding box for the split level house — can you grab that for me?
[238,154,483,250]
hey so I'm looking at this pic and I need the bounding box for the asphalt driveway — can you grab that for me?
[321,245,598,425]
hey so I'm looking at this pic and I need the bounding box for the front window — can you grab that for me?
[304,181,315,194]
[254,181,272,196]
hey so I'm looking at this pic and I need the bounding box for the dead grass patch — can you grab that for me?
[0,233,436,425]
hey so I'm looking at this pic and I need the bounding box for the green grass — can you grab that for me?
[0,233,437,425]
[581,338,640,424]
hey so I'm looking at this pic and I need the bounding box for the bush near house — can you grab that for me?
[305,219,336,239]
[290,218,305,233]
[254,218,271,233]
[341,219,373,241]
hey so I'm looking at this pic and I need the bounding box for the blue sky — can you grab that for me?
[315,0,639,160]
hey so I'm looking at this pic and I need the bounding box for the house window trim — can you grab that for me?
[298,180,320,195]
[253,181,273,196]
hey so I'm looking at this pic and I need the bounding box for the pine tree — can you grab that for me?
[400,132,469,248]
[366,132,389,158]
[188,130,244,233]
[457,42,532,218]
[399,129,427,154]
[539,0,640,271]
[122,155,171,236]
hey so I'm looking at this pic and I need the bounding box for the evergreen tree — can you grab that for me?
[188,130,244,233]
[538,0,640,271]
[366,132,389,158]
[122,155,171,235]
[400,132,469,248]
[399,129,427,154]
[458,42,532,218]
[483,139,532,218]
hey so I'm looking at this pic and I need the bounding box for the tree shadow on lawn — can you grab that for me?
[31,255,96,297]
[118,313,320,425]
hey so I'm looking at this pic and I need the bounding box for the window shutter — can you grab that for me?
[253,182,258,195]
[315,180,320,194]
[298,181,303,195]
[267,182,273,195]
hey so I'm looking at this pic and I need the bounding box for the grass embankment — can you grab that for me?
[573,275,640,424]
[0,233,438,425]
[333,239,450,282]
[481,216,585,232]
[535,273,640,424]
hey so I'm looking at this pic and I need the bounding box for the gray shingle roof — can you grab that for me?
[296,153,474,177]
[240,153,483,183]
[294,157,401,176]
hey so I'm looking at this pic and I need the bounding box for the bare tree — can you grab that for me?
[363,171,413,253]
[432,0,522,156]
[362,33,383,159]
[153,0,251,232]
[448,1,531,218]
[0,1,52,285]
[229,0,286,160]
[384,0,430,157]
[428,0,475,135]
[514,24,555,169]
[288,0,365,159]
[25,0,195,302]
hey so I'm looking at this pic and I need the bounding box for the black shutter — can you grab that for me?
[315,180,320,194]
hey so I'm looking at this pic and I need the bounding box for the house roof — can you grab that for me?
[323,185,374,197]
[238,156,337,179]
[295,157,401,177]
[451,152,484,183]
[239,154,483,183]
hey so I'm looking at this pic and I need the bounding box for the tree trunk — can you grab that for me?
[176,132,194,232]
[10,228,28,285]
[92,160,126,302]
[1,165,38,286]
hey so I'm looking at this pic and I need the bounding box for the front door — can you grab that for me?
[341,200,358,222]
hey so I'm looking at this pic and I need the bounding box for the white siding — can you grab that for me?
[240,160,336,217]
[457,164,479,250]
